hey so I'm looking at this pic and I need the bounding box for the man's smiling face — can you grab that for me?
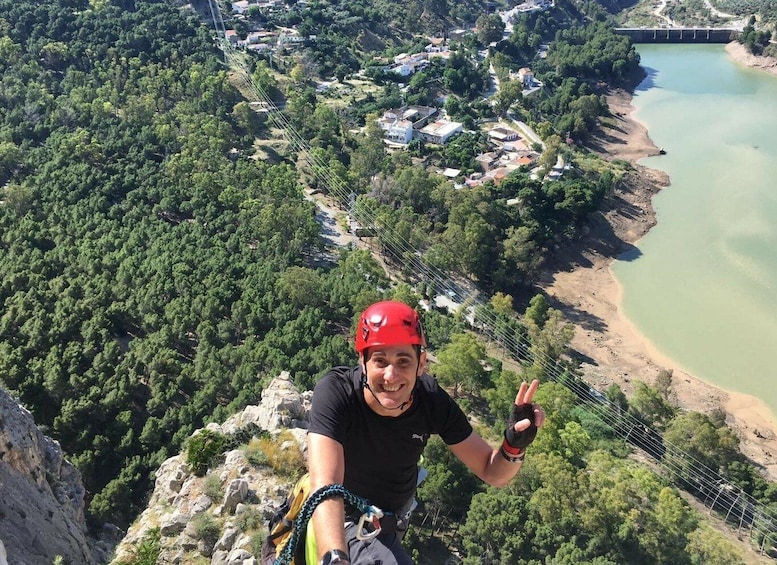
[362,344,425,416]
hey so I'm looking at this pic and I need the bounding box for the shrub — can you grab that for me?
[235,506,266,532]
[191,512,221,544]
[134,528,161,565]
[252,431,306,477]
[203,473,223,501]
[244,437,270,467]
[186,429,228,477]
[249,531,266,556]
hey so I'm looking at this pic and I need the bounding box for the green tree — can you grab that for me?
[350,117,386,186]
[492,79,523,116]
[640,487,697,563]
[460,485,529,563]
[475,13,505,45]
[529,452,585,530]
[629,381,675,429]
[685,524,748,565]
[433,332,489,397]
[275,267,325,309]
[663,411,739,486]
[524,297,573,372]
[529,382,580,457]
[417,436,482,528]
[501,225,540,286]
[655,369,673,400]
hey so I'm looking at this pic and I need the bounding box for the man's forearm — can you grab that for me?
[312,498,348,561]
[484,444,525,487]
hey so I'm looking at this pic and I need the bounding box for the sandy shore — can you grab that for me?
[726,41,777,76]
[539,68,777,481]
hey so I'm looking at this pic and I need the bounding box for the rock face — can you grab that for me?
[110,371,312,565]
[0,387,100,565]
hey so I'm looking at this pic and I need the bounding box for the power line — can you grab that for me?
[204,2,777,553]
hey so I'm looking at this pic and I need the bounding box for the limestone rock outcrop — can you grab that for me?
[110,371,311,564]
[0,387,106,565]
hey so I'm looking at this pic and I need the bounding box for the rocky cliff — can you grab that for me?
[110,371,312,565]
[0,387,112,565]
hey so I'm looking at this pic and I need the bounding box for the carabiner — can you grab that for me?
[355,505,384,541]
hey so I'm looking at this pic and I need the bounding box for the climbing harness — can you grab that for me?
[274,484,385,565]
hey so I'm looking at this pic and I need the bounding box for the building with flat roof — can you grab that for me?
[488,126,520,143]
[417,120,463,145]
[377,106,440,145]
[377,116,414,145]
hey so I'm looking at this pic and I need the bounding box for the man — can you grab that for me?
[307,300,545,565]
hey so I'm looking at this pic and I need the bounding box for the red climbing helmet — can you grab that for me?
[355,301,426,353]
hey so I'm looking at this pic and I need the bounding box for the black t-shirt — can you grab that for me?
[308,366,473,512]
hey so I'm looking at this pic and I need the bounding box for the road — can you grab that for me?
[653,0,676,26]
[653,0,746,28]
[507,112,544,148]
[305,191,357,266]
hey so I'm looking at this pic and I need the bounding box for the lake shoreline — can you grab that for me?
[725,41,777,76]
[539,56,777,481]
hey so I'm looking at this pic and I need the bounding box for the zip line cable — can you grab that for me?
[204,2,777,550]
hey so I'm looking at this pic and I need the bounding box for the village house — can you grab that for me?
[399,106,438,127]
[466,167,511,187]
[256,0,286,8]
[425,37,449,54]
[517,68,534,87]
[441,168,462,180]
[377,115,414,145]
[466,149,538,187]
[476,152,500,172]
[387,52,429,76]
[513,0,553,13]
[225,29,239,45]
[501,152,536,170]
[488,126,520,144]
[278,31,307,47]
[376,106,439,145]
[417,119,463,145]
[231,0,252,14]
[447,29,471,42]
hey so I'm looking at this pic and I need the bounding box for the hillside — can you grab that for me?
[1,0,776,562]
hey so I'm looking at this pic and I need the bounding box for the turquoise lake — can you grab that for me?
[612,44,777,421]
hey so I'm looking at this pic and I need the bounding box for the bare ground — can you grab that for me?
[726,42,777,77]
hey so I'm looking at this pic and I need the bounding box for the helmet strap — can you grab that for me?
[363,380,414,412]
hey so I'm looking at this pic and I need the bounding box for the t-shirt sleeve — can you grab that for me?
[308,368,352,444]
[428,378,473,445]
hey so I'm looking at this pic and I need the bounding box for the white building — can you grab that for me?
[488,126,520,143]
[377,113,414,145]
[232,0,251,14]
[386,53,428,76]
[517,67,535,87]
[388,63,413,76]
[417,120,463,145]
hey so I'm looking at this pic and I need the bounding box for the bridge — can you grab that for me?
[615,27,741,43]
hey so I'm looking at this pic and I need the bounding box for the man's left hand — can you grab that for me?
[504,379,545,450]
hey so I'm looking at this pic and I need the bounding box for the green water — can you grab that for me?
[612,44,777,420]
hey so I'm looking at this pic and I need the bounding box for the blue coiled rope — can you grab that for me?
[274,484,379,565]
